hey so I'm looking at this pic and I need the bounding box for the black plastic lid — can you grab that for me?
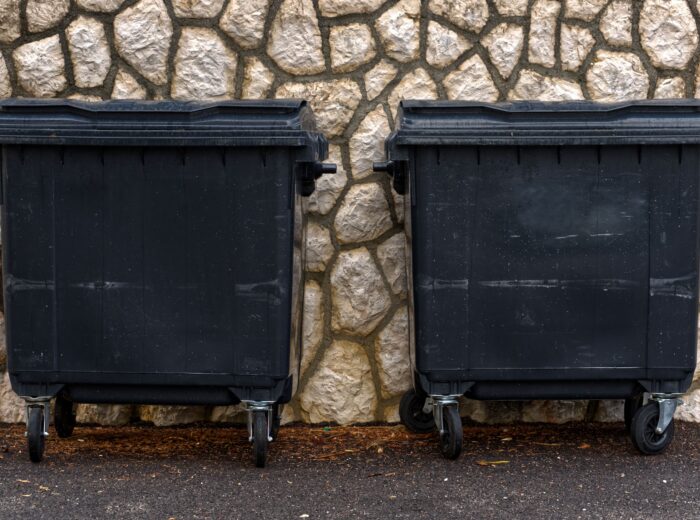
[0,99,322,148]
[390,100,700,146]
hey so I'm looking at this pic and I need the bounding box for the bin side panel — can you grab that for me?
[7,145,294,385]
[4,145,57,373]
[471,145,648,371]
[647,145,699,376]
[412,145,651,379]
[412,146,477,374]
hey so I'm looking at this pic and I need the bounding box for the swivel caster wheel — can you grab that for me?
[438,405,463,460]
[399,389,435,434]
[252,411,269,468]
[27,406,47,463]
[54,395,76,438]
[630,402,674,455]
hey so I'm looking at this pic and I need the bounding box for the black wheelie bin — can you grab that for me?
[375,100,700,459]
[2,99,335,467]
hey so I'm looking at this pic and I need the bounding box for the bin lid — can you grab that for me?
[389,100,700,147]
[0,99,324,148]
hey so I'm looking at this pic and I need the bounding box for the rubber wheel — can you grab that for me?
[252,411,268,468]
[270,404,282,442]
[630,402,675,455]
[399,390,435,433]
[624,395,643,433]
[27,407,45,463]
[54,395,76,439]
[439,405,463,460]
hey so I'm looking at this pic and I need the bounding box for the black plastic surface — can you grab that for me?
[4,100,327,404]
[385,101,700,400]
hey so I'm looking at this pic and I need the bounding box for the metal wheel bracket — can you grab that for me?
[243,401,275,443]
[22,397,51,438]
[650,394,683,435]
[430,395,460,434]
[422,397,434,415]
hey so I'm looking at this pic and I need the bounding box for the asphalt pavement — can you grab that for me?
[1,421,700,519]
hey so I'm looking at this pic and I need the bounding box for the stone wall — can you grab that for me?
[1,0,700,426]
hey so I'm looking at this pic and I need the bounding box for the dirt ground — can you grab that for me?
[1,421,700,519]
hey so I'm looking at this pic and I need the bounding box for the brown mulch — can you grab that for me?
[0,421,631,463]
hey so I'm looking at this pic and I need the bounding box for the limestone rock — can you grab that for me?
[594,400,624,422]
[392,190,405,224]
[68,93,103,101]
[461,399,522,424]
[387,68,438,119]
[375,0,420,63]
[241,57,274,99]
[77,404,133,425]
[318,0,386,16]
[696,63,700,98]
[443,55,499,102]
[172,0,225,18]
[0,0,21,43]
[0,316,5,370]
[529,0,560,68]
[364,60,398,100]
[586,50,650,102]
[600,0,632,47]
[299,340,377,424]
[268,0,325,75]
[209,404,245,423]
[429,0,489,33]
[510,70,584,101]
[330,24,376,73]
[676,387,700,422]
[493,0,528,16]
[13,36,66,97]
[111,68,147,99]
[560,24,595,72]
[640,0,698,69]
[377,233,407,296]
[171,27,237,100]
[26,0,70,33]
[426,21,472,69]
[564,0,607,21]
[275,79,361,138]
[0,56,11,101]
[383,403,400,423]
[335,183,393,245]
[308,145,347,215]
[331,247,392,336]
[301,280,324,378]
[0,372,23,423]
[306,222,334,272]
[138,405,206,426]
[66,17,111,89]
[76,0,126,12]
[350,105,391,180]
[375,307,410,399]
[114,0,173,86]
[482,23,524,79]
[220,0,269,49]
[522,400,587,423]
[655,77,686,99]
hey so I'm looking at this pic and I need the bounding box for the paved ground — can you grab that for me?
[1,421,700,519]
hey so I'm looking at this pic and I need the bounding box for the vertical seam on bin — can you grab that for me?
[100,148,105,371]
[645,146,651,382]
[140,149,146,375]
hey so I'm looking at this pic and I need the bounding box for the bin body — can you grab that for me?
[4,100,326,406]
[386,101,700,400]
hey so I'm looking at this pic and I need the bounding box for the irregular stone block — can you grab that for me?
[13,35,66,97]
[66,16,111,88]
[640,0,698,69]
[586,50,650,102]
[300,340,377,424]
[375,0,420,63]
[171,27,237,100]
[363,60,398,101]
[510,70,584,101]
[443,55,499,102]
[331,247,392,336]
[267,0,325,75]
[241,57,274,99]
[375,306,411,398]
[482,23,524,79]
[114,0,173,86]
[26,0,70,33]
[350,105,391,180]
[220,0,269,49]
[334,183,393,244]
[426,21,472,69]
[330,23,376,73]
